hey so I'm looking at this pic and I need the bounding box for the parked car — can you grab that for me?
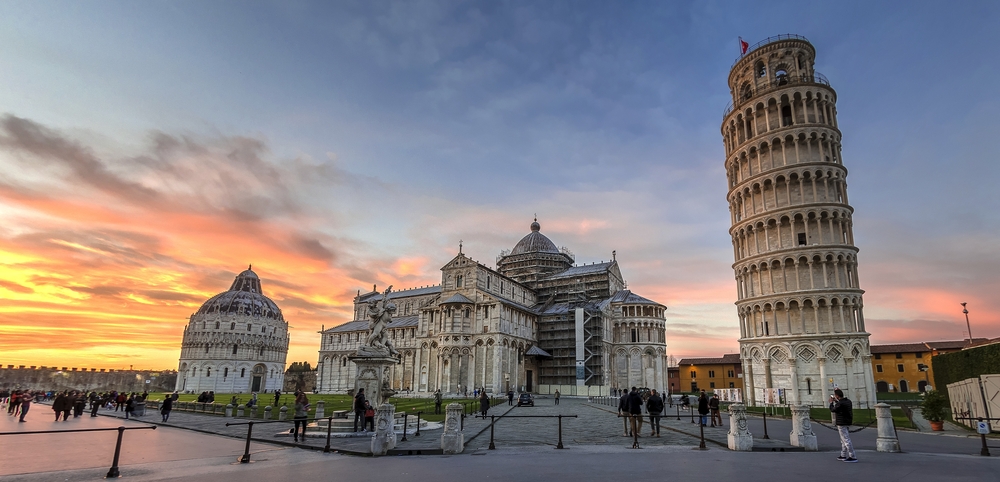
[517,393,534,407]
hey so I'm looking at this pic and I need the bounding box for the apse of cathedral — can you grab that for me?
[316,219,668,396]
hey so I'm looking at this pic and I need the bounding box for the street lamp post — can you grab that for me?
[962,302,973,345]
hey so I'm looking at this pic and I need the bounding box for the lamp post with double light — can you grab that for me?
[962,302,973,345]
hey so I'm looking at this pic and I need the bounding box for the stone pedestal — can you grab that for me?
[279,405,288,421]
[225,404,233,417]
[250,405,258,419]
[875,403,900,452]
[263,405,272,420]
[349,355,399,409]
[315,400,325,420]
[441,403,464,454]
[371,403,398,456]
[727,403,753,451]
[237,405,245,417]
[789,405,817,451]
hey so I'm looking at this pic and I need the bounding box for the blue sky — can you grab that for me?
[1,1,998,368]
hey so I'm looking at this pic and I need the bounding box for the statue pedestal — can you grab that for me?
[349,355,399,408]
[371,403,397,455]
[727,403,753,451]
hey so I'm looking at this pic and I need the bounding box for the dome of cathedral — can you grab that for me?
[510,219,560,255]
[195,267,285,321]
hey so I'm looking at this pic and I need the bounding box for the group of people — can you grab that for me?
[2,389,35,422]
[2,389,151,422]
[617,386,666,437]
[351,388,375,434]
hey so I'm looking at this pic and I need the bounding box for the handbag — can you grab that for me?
[364,408,375,418]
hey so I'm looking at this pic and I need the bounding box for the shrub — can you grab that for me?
[921,390,949,422]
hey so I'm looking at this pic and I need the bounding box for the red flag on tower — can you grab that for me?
[740,37,749,55]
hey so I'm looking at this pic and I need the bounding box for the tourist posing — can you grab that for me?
[353,388,367,433]
[293,392,310,442]
[830,389,857,463]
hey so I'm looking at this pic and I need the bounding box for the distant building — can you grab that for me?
[315,219,669,396]
[175,267,289,393]
[870,339,987,393]
[677,354,744,393]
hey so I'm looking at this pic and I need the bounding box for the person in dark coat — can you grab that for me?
[479,391,490,417]
[646,389,664,437]
[73,392,86,418]
[830,388,857,462]
[697,390,709,426]
[618,388,632,436]
[709,394,722,427]
[627,387,644,436]
[507,390,514,406]
[160,395,173,422]
[53,392,70,421]
[353,388,367,432]
[124,394,135,420]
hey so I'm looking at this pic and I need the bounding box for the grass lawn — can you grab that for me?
[145,392,505,422]
[738,405,913,429]
[876,392,925,403]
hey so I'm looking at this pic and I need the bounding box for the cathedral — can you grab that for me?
[175,267,290,394]
[315,219,668,396]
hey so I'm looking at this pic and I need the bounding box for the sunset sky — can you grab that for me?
[1,1,998,371]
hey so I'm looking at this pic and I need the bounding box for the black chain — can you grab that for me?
[810,417,878,433]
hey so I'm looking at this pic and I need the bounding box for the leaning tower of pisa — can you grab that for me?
[722,35,875,407]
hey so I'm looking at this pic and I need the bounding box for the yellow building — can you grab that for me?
[870,339,985,393]
[677,354,743,394]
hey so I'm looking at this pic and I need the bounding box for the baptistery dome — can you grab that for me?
[195,268,284,321]
[175,266,289,394]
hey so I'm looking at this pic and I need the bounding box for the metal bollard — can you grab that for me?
[762,410,770,439]
[556,414,564,449]
[105,426,126,478]
[240,421,254,463]
[324,416,333,453]
[415,411,422,437]
[489,415,496,450]
[401,413,408,441]
[979,418,991,456]
[698,420,707,450]
[676,403,681,420]
[461,412,465,431]
[690,405,695,424]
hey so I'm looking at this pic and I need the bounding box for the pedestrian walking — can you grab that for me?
[160,394,173,422]
[507,390,514,406]
[273,389,281,407]
[709,393,722,427]
[8,390,22,416]
[124,394,135,420]
[479,391,490,417]
[18,391,32,422]
[434,389,443,415]
[627,387,644,436]
[292,392,310,442]
[73,392,86,418]
[353,388,367,432]
[53,392,70,421]
[646,389,664,437]
[554,390,560,405]
[618,388,631,436]
[697,390,709,426]
[830,389,857,463]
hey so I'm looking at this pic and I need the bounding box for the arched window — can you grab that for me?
[223,367,229,378]
[775,68,788,86]
[205,345,209,353]
[247,324,252,331]
[342,358,347,367]
[456,275,463,288]
[232,344,238,355]
[230,322,236,330]
[741,82,753,100]
[241,368,246,377]
[206,367,212,377]
[259,346,265,356]
[261,326,265,333]
[806,378,812,395]
[755,61,766,78]
[215,321,220,329]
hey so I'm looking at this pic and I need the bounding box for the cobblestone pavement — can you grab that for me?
[465,397,704,450]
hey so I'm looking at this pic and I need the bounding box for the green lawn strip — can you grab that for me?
[145,392,493,423]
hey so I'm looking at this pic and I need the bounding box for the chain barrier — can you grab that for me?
[809,416,877,433]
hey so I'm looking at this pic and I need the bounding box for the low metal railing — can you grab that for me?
[476,413,578,450]
[0,425,157,477]
[723,72,831,117]
[732,34,811,68]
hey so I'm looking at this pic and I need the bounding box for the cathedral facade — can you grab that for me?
[315,220,668,396]
[175,268,289,394]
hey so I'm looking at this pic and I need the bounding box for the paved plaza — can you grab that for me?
[1,397,998,481]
